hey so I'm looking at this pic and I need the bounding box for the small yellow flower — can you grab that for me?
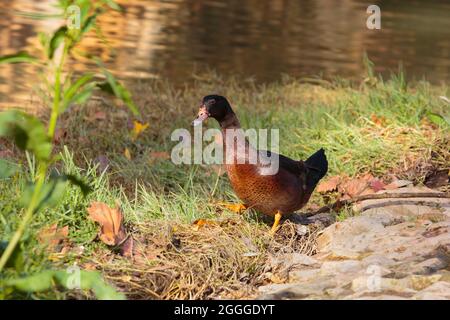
[131,120,149,141]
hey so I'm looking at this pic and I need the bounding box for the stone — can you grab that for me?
[384,179,413,190]
[350,293,410,300]
[413,281,450,300]
[352,276,417,294]
[362,254,396,268]
[289,269,321,282]
[291,253,320,267]
[320,260,363,275]
[259,276,338,299]
[258,187,450,300]
[411,258,447,275]
[268,252,320,271]
[408,274,442,291]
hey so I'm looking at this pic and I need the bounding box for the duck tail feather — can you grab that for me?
[304,148,328,189]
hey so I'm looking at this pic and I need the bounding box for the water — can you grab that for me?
[1,0,449,107]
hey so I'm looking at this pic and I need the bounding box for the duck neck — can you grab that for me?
[219,112,241,130]
[220,112,254,165]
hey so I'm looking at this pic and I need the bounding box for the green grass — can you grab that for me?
[0,73,448,299]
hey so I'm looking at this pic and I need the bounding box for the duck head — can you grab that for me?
[192,95,239,128]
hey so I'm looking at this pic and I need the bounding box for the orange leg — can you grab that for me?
[217,202,247,214]
[270,211,282,235]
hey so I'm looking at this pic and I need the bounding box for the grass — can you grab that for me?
[0,72,449,299]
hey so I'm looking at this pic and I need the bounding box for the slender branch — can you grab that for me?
[308,192,450,217]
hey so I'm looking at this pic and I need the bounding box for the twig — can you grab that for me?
[308,192,450,217]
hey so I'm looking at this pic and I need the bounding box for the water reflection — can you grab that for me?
[1,0,449,108]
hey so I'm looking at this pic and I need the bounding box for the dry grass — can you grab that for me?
[85,216,320,300]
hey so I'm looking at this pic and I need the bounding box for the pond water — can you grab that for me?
[1,0,449,107]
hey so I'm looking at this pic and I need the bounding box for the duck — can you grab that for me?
[192,95,328,234]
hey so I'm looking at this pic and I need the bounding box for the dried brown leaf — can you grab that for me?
[87,202,127,246]
[149,151,170,161]
[316,175,342,193]
[192,219,217,231]
[371,114,387,126]
[369,178,386,192]
[38,223,69,252]
[339,177,369,198]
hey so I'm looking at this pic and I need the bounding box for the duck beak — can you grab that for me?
[192,106,209,126]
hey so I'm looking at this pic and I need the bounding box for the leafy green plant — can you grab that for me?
[3,269,125,300]
[0,0,138,298]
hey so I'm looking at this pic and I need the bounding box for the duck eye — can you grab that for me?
[206,99,216,106]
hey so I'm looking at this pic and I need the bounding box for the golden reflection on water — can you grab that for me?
[1,0,450,108]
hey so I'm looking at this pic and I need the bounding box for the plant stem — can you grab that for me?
[48,44,68,137]
[0,42,69,271]
[0,164,47,271]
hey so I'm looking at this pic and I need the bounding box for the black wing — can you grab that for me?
[260,150,306,176]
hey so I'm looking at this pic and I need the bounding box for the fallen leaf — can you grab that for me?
[317,175,341,193]
[130,120,149,141]
[192,219,217,231]
[149,151,170,163]
[151,151,170,159]
[339,177,368,198]
[124,148,131,160]
[370,114,387,126]
[369,178,386,192]
[87,202,127,246]
[38,224,69,252]
[359,187,375,196]
[361,173,375,182]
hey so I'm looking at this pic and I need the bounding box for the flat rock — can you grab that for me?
[258,186,450,300]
